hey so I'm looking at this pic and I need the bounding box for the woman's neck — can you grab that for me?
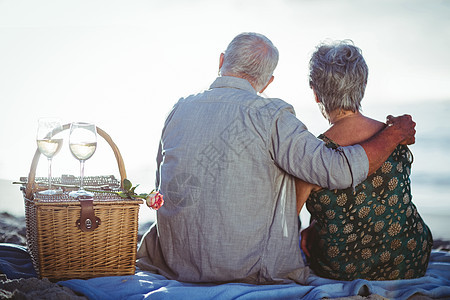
[324,108,385,147]
[328,109,360,125]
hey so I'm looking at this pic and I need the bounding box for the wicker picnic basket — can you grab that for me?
[22,125,142,280]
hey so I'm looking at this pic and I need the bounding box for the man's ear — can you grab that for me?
[313,88,320,103]
[219,53,224,71]
[259,75,274,93]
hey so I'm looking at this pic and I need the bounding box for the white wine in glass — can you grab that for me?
[36,118,63,195]
[69,122,97,198]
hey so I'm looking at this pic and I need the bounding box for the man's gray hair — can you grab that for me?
[221,32,279,92]
[309,40,368,113]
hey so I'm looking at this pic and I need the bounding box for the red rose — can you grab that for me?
[146,191,164,210]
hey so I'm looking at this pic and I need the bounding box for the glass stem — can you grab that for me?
[47,157,52,190]
[79,160,85,191]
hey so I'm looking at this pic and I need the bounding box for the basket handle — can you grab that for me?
[25,123,127,199]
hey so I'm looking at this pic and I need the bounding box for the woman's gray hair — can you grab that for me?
[309,40,368,114]
[221,32,279,92]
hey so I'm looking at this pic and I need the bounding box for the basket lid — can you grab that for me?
[21,175,141,203]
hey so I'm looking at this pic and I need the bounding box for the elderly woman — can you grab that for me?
[297,40,433,281]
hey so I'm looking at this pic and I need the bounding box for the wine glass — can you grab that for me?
[36,118,64,195]
[68,122,97,198]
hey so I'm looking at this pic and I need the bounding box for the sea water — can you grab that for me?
[379,100,450,240]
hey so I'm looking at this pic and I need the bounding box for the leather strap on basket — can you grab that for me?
[76,196,101,232]
[25,124,127,199]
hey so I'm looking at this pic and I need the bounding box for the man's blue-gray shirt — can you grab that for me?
[137,76,368,284]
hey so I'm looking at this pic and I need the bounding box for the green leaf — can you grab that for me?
[123,179,132,191]
[118,191,129,198]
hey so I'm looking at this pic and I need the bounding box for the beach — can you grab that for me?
[1,177,449,299]
[1,0,449,297]
[1,210,449,299]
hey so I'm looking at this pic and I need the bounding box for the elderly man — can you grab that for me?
[137,32,416,284]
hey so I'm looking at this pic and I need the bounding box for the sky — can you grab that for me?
[0,0,449,195]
